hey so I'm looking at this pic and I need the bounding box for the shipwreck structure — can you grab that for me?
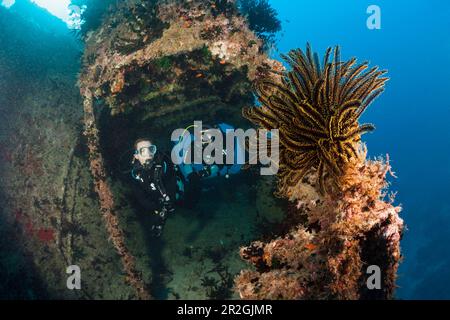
[0,0,403,300]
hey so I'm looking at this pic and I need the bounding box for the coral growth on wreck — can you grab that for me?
[243,44,388,196]
[236,147,403,300]
[236,0,281,48]
[83,89,151,300]
[237,45,403,300]
[77,0,282,299]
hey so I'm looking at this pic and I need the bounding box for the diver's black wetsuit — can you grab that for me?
[131,152,178,236]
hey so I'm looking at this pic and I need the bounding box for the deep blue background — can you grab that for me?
[270,0,450,299]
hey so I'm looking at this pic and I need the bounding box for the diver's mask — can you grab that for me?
[136,144,157,167]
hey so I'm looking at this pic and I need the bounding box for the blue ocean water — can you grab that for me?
[269,0,450,299]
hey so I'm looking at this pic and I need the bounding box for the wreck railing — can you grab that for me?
[81,87,151,300]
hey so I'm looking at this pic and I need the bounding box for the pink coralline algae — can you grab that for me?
[14,208,55,244]
[36,228,55,243]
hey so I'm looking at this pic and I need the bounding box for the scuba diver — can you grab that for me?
[130,138,200,237]
[131,138,178,237]
[130,123,242,237]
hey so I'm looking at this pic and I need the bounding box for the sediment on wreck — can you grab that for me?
[77,0,282,298]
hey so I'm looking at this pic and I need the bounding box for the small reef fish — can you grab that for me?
[305,243,317,251]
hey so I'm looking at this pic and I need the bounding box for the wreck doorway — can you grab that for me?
[94,87,285,299]
[78,0,287,299]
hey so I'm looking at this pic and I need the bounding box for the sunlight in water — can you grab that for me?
[1,0,15,8]
[31,0,72,22]
[2,0,75,25]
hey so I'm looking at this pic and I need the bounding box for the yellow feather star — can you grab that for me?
[243,44,388,195]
